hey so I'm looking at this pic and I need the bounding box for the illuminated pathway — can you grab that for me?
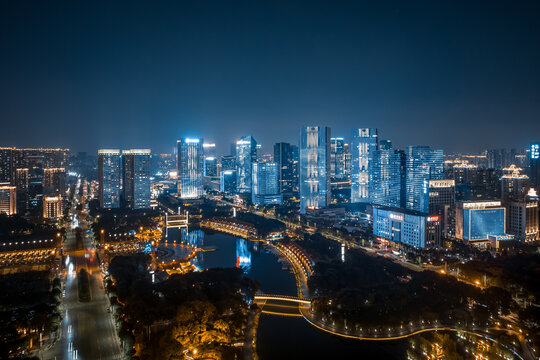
[206,214,530,360]
[43,212,122,360]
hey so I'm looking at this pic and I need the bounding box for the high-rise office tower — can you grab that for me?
[43,168,66,196]
[43,196,63,219]
[203,143,218,177]
[98,149,121,209]
[506,188,539,242]
[236,136,257,194]
[501,165,529,200]
[0,184,16,215]
[370,148,402,208]
[177,138,204,199]
[0,148,14,183]
[252,162,282,205]
[292,145,300,192]
[220,170,237,194]
[343,142,351,180]
[530,143,540,189]
[273,142,295,194]
[221,155,236,171]
[379,140,392,150]
[123,149,151,209]
[299,126,331,214]
[427,179,456,237]
[351,128,378,203]
[15,168,29,213]
[330,138,346,180]
[405,146,444,213]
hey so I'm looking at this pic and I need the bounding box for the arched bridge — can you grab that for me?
[254,294,312,305]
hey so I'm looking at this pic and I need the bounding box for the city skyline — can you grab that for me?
[1,1,540,154]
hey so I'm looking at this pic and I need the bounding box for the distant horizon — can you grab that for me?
[1,132,537,158]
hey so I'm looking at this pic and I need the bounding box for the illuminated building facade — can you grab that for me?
[98,149,121,208]
[15,168,29,213]
[530,142,540,189]
[177,138,204,199]
[373,206,441,248]
[427,179,456,237]
[123,149,151,209]
[330,137,346,180]
[506,189,539,242]
[0,148,14,183]
[299,126,331,214]
[405,146,444,213]
[203,143,218,177]
[252,162,282,205]
[220,155,236,171]
[236,136,257,194]
[455,201,506,243]
[43,196,63,218]
[501,165,529,200]
[370,148,402,208]
[351,128,378,203]
[0,184,16,215]
[220,170,236,194]
[273,142,295,194]
[43,168,66,196]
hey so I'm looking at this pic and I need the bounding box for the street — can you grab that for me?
[42,213,122,360]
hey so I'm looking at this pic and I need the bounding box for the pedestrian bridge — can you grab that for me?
[254,294,312,305]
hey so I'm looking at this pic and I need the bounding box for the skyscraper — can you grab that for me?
[0,184,16,215]
[252,162,282,205]
[330,138,346,180]
[236,136,257,194]
[0,148,14,183]
[427,179,456,237]
[220,155,236,171]
[122,149,151,209]
[530,142,540,189]
[177,138,204,199]
[405,146,444,213]
[43,196,63,218]
[220,170,237,194]
[203,143,218,177]
[370,148,402,208]
[351,128,378,203]
[299,126,331,214]
[98,149,121,208]
[273,142,295,194]
[43,168,66,196]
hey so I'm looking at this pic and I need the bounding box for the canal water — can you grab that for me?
[164,229,407,359]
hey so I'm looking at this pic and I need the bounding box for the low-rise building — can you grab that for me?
[372,206,441,249]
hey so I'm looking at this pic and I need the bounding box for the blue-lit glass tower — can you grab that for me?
[203,143,218,177]
[177,138,204,199]
[370,148,402,208]
[351,128,378,203]
[252,162,282,205]
[530,142,540,189]
[299,126,331,214]
[273,142,295,194]
[405,146,444,213]
[98,149,121,208]
[122,149,151,209]
[220,170,237,194]
[236,136,257,194]
[330,137,346,180]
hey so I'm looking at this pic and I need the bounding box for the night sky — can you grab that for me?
[1,1,539,155]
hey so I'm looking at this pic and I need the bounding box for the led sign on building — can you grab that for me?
[532,143,539,160]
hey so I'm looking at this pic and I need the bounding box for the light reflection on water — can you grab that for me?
[162,229,406,359]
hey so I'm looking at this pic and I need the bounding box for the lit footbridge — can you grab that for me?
[254,294,312,305]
